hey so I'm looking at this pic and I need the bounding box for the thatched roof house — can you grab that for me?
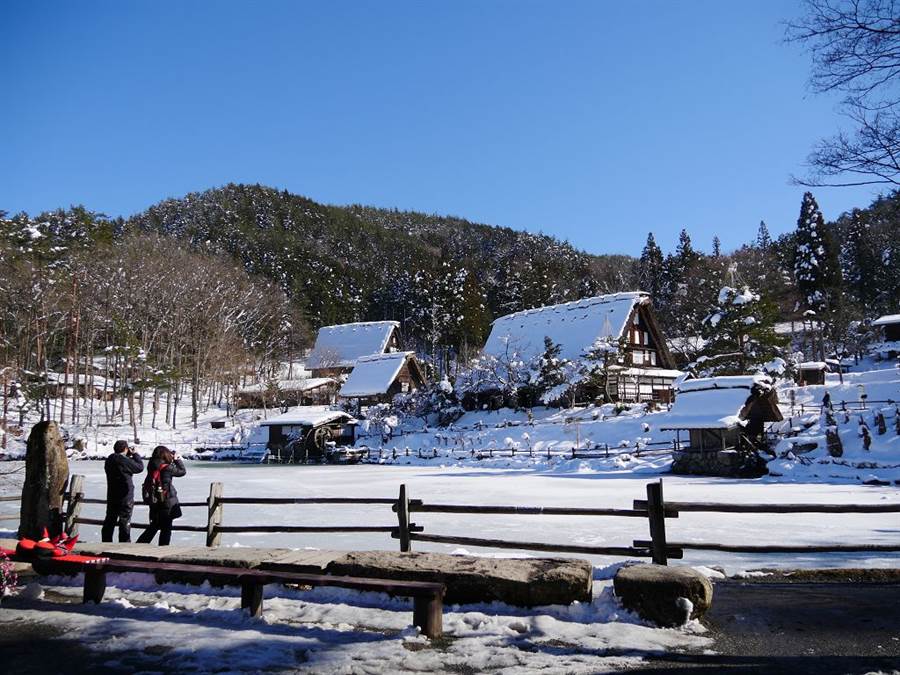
[482,292,680,403]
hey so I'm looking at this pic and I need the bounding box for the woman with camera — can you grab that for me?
[136,445,186,546]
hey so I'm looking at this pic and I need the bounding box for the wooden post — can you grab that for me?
[413,593,443,639]
[64,474,84,537]
[206,482,224,548]
[646,480,668,565]
[83,566,107,604]
[397,484,411,553]
[241,579,264,617]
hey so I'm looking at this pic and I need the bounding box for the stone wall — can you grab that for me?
[672,448,767,478]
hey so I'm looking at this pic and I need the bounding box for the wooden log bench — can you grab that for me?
[34,557,446,639]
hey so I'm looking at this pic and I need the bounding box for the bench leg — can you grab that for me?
[83,568,107,604]
[241,580,264,618]
[413,594,443,639]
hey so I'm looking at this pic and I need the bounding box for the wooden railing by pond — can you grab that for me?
[357,438,682,462]
[3,476,897,566]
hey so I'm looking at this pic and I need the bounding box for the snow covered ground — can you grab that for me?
[1,565,711,674]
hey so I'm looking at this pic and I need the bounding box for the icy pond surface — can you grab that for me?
[11,461,896,573]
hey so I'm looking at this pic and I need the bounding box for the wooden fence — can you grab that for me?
[3,478,900,566]
[357,438,680,462]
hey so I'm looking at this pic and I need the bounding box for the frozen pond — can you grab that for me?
[3,461,899,573]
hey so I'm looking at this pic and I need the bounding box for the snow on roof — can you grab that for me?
[873,314,900,327]
[675,374,769,394]
[661,375,771,430]
[257,406,355,427]
[239,378,335,394]
[482,292,648,364]
[339,351,412,398]
[798,361,827,370]
[306,321,399,369]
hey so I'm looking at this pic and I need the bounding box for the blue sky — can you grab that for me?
[0,1,882,255]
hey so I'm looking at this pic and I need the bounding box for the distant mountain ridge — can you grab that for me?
[127,183,637,345]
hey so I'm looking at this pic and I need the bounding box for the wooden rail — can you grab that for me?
[634,500,900,514]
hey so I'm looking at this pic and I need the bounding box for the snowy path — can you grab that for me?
[7,462,897,573]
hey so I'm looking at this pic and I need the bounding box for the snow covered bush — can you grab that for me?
[392,378,464,426]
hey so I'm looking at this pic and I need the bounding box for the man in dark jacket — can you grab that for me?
[102,440,143,542]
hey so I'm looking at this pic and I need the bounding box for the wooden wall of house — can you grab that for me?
[626,306,662,368]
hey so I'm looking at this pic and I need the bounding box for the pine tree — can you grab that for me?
[756,221,772,250]
[676,229,696,262]
[638,233,665,300]
[695,285,787,376]
[793,192,840,315]
[841,209,878,310]
[583,334,626,402]
[712,236,722,257]
[533,337,571,405]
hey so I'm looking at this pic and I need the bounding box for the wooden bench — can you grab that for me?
[35,557,445,639]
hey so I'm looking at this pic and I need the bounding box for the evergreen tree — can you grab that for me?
[840,209,879,310]
[712,236,722,257]
[695,285,787,376]
[755,221,772,250]
[793,192,840,315]
[638,232,665,300]
[583,333,626,402]
[533,336,572,405]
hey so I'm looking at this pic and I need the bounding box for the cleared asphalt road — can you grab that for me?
[630,580,900,674]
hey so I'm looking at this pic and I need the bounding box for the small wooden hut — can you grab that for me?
[872,314,900,358]
[253,408,357,463]
[796,362,828,386]
[339,352,426,406]
[660,375,783,477]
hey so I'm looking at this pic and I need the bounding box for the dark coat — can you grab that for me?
[147,458,187,517]
[105,451,144,508]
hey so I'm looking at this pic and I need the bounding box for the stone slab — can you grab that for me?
[257,549,344,574]
[325,550,593,606]
[74,543,198,561]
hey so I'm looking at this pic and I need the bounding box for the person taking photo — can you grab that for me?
[102,440,143,542]
[136,445,186,546]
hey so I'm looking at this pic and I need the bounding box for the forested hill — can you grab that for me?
[128,184,637,352]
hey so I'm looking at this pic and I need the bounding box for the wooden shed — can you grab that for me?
[339,351,426,405]
[660,375,783,477]
[796,362,827,386]
[254,408,358,463]
[872,314,900,358]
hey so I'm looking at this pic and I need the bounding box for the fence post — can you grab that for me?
[646,480,668,565]
[397,484,411,552]
[206,482,224,548]
[64,474,84,537]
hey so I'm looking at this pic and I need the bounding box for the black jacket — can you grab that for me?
[147,458,187,514]
[105,451,144,507]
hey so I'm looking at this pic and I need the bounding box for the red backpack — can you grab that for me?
[141,463,169,505]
